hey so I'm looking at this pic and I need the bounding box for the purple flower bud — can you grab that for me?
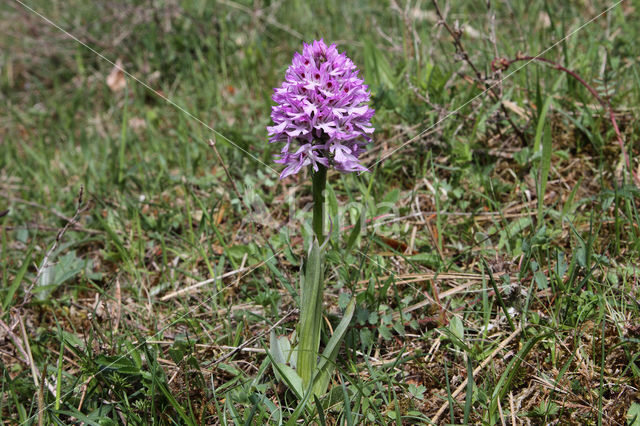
[268,39,375,179]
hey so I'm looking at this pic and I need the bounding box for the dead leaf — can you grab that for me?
[215,203,226,225]
[129,117,146,131]
[106,59,126,92]
[112,279,121,333]
[502,99,528,120]
[378,235,418,255]
[538,11,551,29]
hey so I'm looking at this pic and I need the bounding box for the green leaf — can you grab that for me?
[326,184,340,241]
[341,376,354,426]
[534,270,548,290]
[534,75,562,224]
[226,244,252,262]
[360,328,373,348]
[533,97,552,154]
[561,177,582,220]
[61,330,85,349]
[297,238,325,388]
[117,85,128,184]
[312,298,356,397]
[463,356,474,424]
[627,402,640,425]
[95,355,140,375]
[364,40,397,89]
[124,342,142,370]
[449,316,464,342]
[338,292,351,310]
[533,75,563,153]
[378,324,392,340]
[356,307,369,324]
[269,332,296,377]
[54,410,101,426]
[537,122,553,224]
[408,383,426,400]
[345,212,363,253]
[35,251,92,300]
[314,394,327,426]
[488,332,547,420]
[156,377,195,425]
[274,362,304,400]
[269,331,286,365]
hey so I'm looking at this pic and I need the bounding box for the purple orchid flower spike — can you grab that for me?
[267,39,375,179]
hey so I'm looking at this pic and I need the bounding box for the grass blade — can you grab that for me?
[537,122,553,224]
[488,333,548,420]
[313,298,356,397]
[314,394,327,426]
[463,355,474,424]
[341,375,353,426]
[482,259,516,333]
[2,248,32,311]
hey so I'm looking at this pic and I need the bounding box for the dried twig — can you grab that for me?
[17,313,40,388]
[160,263,255,301]
[113,278,122,332]
[2,195,99,234]
[37,366,45,426]
[0,317,28,364]
[16,313,57,400]
[431,0,526,143]
[21,186,89,307]
[146,340,268,354]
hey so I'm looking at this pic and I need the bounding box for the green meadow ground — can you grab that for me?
[2,0,640,424]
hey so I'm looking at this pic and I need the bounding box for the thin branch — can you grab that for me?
[160,263,255,301]
[1,196,99,234]
[0,317,28,364]
[431,0,526,143]
[20,186,89,307]
[432,0,483,81]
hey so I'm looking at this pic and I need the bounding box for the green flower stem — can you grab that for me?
[312,165,327,245]
[296,164,328,390]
